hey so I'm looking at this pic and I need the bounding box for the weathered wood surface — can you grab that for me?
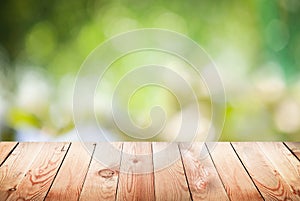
[117,142,154,201]
[80,142,122,201]
[0,142,299,200]
[179,143,229,200]
[6,142,70,201]
[232,142,299,200]
[153,142,191,201]
[206,142,263,200]
[285,142,300,160]
[0,142,17,166]
[45,142,95,201]
[0,142,44,201]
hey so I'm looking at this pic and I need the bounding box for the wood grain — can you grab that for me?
[45,142,95,201]
[0,142,18,166]
[257,142,300,198]
[232,142,299,200]
[153,142,191,201]
[116,142,154,201]
[0,142,44,201]
[206,142,263,201]
[79,142,123,201]
[179,142,229,200]
[285,142,300,160]
[0,142,299,200]
[6,142,70,201]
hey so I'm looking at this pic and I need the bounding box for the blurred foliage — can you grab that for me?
[0,0,300,141]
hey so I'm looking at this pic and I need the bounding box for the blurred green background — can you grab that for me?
[0,0,300,141]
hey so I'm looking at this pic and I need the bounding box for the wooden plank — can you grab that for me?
[153,142,191,201]
[232,142,299,200]
[206,142,263,201]
[6,142,70,201]
[179,143,229,200]
[257,142,300,198]
[79,142,122,201]
[0,142,18,166]
[116,142,154,201]
[285,142,300,160]
[45,142,95,201]
[0,142,44,201]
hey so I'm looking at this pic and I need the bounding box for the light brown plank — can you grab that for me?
[285,142,300,160]
[79,142,122,201]
[179,143,229,200]
[0,142,18,165]
[45,142,95,201]
[257,142,300,198]
[6,142,70,201]
[233,142,299,200]
[206,142,263,201]
[116,142,154,201]
[153,142,191,201]
[0,142,44,201]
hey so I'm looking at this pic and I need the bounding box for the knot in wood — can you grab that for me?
[8,187,16,191]
[98,169,115,178]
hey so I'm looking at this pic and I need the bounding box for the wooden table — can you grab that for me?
[0,142,299,200]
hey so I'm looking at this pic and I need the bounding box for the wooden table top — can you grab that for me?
[0,142,299,201]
